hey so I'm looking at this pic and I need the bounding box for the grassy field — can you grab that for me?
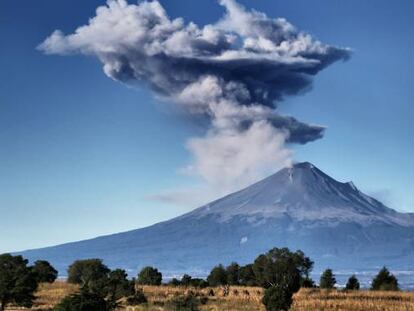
[5,282,414,310]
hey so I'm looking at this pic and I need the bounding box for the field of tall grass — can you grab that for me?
[5,282,414,310]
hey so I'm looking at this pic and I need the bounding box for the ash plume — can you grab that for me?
[39,0,350,200]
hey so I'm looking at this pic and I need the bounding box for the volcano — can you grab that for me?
[17,162,414,281]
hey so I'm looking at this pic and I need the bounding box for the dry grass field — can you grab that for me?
[291,288,414,311]
[5,282,414,310]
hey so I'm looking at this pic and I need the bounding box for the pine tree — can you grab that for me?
[319,269,336,289]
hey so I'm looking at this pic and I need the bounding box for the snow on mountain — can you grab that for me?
[186,162,413,227]
[16,162,414,286]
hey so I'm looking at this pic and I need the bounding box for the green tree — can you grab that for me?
[319,269,336,289]
[252,248,312,290]
[226,262,240,285]
[262,284,292,311]
[169,278,181,286]
[371,267,399,291]
[32,260,58,283]
[0,254,38,311]
[253,248,312,311]
[181,274,192,286]
[207,265,227,286]
[345,275,360,290]
[126,288,147,305]
[239,264,257,286]
[67,259,110,290]
[54,291,108,311]
[105,269,135,304]
[137,266,162,285]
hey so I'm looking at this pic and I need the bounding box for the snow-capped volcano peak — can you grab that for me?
[190,162,413,227]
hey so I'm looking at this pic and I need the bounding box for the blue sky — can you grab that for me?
[1,0,414,253]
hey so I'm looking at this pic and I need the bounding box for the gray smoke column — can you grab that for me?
[39,0,351,198]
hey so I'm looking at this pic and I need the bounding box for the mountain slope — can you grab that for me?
[17,162,414,279]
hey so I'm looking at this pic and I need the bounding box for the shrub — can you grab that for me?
[53,291,109,311]
[137,266,162,285]
[252,248,313,290]
[189,278,208,288]
[0,254,38,311]
[239,264,257,286]
[32,260,58,283]
[371,267,399,291]
[181,274,192,286]
[169,278,181,286]
[207,264,227,286]
[126,288,147,305]
[345,275,360,290]
[106,269,135,302]
[262,285,292,311]
[166,293,200,311]
[67,259,110,289]
[226,262,241,285]
[319,269,336,289]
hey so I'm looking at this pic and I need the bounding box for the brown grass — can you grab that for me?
[291,288,414,311]
[6,281,78,310]
[5,282,414,310]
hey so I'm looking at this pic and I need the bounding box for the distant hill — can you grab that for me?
[17,162,414,285]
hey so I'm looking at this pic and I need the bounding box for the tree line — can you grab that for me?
[0,249,400,311]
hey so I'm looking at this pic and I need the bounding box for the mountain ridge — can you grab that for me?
[16,162,414,286]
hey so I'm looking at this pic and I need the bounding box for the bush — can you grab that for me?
[319,269,336,289]
[67,259,110,289]
[32,260,58,283]
[207,265,227,286]
[169,278,181,286]
[239,264,257,286]
[137,266,162,285]
[106,269,135,302]
[371,267,399,291]
[0,254,38,311]
[262,285,292,311]
[300,277,315,288]
[226,262,240,285]
[189,278,208,288]
[53,291,109,311]
[126,289,147,305]
[166,293,200,311]
[345,275,360,290]
[181,274,192,286]
[252,248,313,290]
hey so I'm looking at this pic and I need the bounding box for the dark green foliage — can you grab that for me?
[262,284,293,311]
[181,274,192,286]
[226,262,240,285]
[252,248,311,290]
[345,275,360,290]
[126,288,147,305]
[319,269,336,289]
[252,248,313,311]
[67,259,110,289]
[190,278,208,288]
[168,276,207,288]
[137,266,162,285]
[0,254,38,311]
[53,291,108,311]
[300,277,315,288]
[32,260,58,283]
[207,264,227,286]
[64,259,135,309]
[371,267,399,291]
[239,264,257,286]
[106,269,135,302]
[166,293,200,311]
[169,278,181,286]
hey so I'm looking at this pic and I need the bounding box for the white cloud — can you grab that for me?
[39,0,349,206]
